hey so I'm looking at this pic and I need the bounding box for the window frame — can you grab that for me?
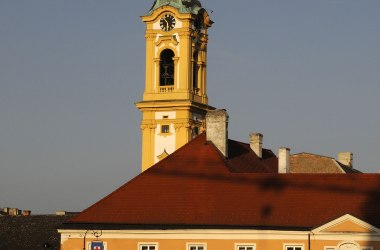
[159,49,175,86]
[161,124,170,134]
[186,242,207,250]
[138,242,158,250]
[284,244,304,250]
[235,243,256,250]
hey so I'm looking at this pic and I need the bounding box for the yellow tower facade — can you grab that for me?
[136,0,213,171]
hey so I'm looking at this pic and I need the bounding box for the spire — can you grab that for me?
[148,0,203,15]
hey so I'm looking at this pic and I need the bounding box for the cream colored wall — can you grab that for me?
[154,111,176,164]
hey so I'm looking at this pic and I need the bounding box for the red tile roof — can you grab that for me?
[290,153,361,174]
[65,134,380,230]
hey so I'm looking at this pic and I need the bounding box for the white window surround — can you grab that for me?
[186,242,207,250]
[284,244,304,250]
[235,243,256,250]
[138,242,158,250]
[337,241,360,250]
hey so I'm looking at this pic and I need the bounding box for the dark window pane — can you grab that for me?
[161,125,169,133]
[160,49,175,86]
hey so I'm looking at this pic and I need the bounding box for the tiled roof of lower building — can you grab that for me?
[63,134,380,230]
[0,214,76,249]
[290,153,361,173]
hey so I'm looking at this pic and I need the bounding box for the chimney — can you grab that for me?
[250,133,263,158]
[278,147,290,173]
[22,210,31,216]
[9,208,18,216]
[338,152,353,168]
[56,211,67,216]
[206,109,229,157]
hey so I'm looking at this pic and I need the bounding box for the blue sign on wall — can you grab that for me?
[91,241,104,250]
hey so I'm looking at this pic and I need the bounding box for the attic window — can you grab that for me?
[163,115,169,119]
[161,125,170,133]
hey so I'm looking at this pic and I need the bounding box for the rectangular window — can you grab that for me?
[187,244,205,250]
[236,244,255,250]
[161,125,170,133]
[285,246,303,250]
[139,244,157,250]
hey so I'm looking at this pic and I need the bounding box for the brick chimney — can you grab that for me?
[206,109,229,158]
[338,152,353,168]
[278,147,290,173]
[250,133,263,158]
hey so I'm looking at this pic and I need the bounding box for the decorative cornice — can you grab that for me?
[141,124,157,131]
[145,33,157,40]
[155,35,179,46]
[178,31,191,38]
[174,122,191,130]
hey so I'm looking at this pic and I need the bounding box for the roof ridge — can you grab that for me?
[291,152,335,159]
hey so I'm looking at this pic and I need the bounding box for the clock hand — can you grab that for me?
[164,19,169,30]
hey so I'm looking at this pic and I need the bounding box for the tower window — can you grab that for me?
[192,127,199,138]
[160,49,175,86]
[161,125,170,133]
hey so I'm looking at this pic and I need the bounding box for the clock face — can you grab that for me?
[160,14,176,32]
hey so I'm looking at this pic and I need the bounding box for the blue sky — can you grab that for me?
[1,0,379,214]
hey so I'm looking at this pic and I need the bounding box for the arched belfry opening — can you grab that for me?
[160,49,175,86]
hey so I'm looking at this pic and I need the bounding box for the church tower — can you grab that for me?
[136,0,214,171]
